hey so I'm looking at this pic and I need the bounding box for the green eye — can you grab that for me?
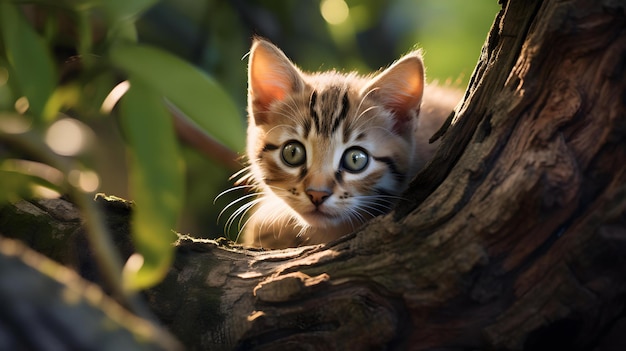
[342,147,369,173]
[281,141,306,166]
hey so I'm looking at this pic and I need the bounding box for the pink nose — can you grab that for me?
[306,189,331,206]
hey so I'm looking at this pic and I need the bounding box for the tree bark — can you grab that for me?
[148,0,626,349]
[2,0,626,350]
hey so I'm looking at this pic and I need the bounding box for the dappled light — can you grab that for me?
[0,1,500,346]
[3,0,624,350]
[44,117,93,156]
[0,112,31,134]
[1,159,63,185]
[1,159,62,198]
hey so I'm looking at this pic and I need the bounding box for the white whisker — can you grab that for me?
[359,197,396,213]
[353,105,380,124]
[236,198,264,233]
[218,192,264,223]
[352,87,380,123]
[354,204,378,219]
[214,184,255,204]
[265,123,298,136]
[226,197,264,236]
[359,193,407,203]
[229,165,252,181]
[344,210,362,231]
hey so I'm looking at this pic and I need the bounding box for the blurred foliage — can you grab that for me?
[0,0,243,292]
[0,0,499,291]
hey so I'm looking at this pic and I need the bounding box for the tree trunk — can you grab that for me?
[149,0,626,349]
[2,0,626,350]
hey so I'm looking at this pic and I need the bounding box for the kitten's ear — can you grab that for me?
[361,51,425,133]
[248,39,304,122]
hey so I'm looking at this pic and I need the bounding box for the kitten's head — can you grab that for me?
[244,38,424,233]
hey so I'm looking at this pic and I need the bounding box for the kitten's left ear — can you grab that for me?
[361,51,425,133]
[248,39,304,123]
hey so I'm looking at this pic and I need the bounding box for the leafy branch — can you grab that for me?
[0,0,244,309]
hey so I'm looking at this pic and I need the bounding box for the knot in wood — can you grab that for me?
[253,272,330,303]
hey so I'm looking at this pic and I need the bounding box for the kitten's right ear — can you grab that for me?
[248,39,304,122]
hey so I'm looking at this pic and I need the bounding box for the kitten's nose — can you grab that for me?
[306,189,331,206]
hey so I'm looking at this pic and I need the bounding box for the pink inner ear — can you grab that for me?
[363,56,425,134]
[250,63,289,108]
[387,75,422,111]
[249,41,299,113]
[390,73,423,132]
[251,78,287,105]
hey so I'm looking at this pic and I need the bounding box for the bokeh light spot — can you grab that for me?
[320,0,350,25]
[45,118,92,156]
[14,96,29,114]
[68,169,100,193]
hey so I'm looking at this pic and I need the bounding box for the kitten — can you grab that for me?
[230,38,461,249]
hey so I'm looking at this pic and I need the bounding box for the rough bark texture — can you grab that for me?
[1,0,626,350]
[151,0,626,349]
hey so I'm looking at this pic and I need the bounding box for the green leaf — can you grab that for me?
[43,84,81,120]
[119,78,183,291]
[109,44,245,152]
[0,170,36,203]
[0,3,57,123]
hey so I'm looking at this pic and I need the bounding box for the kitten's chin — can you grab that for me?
[301,211,335,226]
[300,209,353,229]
